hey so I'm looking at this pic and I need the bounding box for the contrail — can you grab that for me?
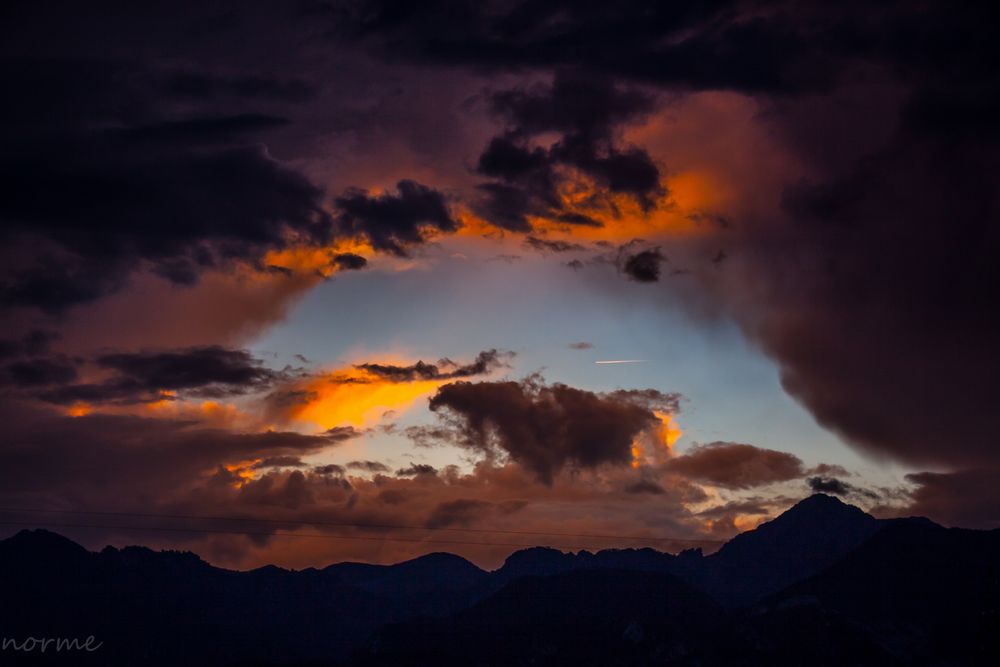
[594,359,646,365]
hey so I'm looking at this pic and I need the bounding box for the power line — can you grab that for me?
[0,506,723,545]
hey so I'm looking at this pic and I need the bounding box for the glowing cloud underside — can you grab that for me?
[288,367,448,429]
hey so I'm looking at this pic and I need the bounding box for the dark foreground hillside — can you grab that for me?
[1,495,997,665]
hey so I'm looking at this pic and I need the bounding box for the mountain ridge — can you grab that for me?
[3,495,993,665]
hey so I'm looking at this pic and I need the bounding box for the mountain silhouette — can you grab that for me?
[1,494,996,665]
[692,492,882,605]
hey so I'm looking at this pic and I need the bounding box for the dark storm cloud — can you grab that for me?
[164,71,317,102]
[426,377,667,484]
[333,180,459,256]
[355,349,510,382]
[344,1,869,94]
[0,402,343,505]
[473,73,663,231]
[665,442,805,489]
[0,56,332,313]
[899,470,1000,529]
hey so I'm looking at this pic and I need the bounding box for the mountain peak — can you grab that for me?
[698,494,881,605]
[1,528,88,556]
[787,492,861,514]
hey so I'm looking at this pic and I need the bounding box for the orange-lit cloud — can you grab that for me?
[278,365,449,430]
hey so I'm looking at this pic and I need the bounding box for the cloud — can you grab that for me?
[263,350,511,430]
[402,425,459,448]
[665,442,805,489]
[472,73,663,231]
[356,349,511,383]
[323,426,366,443]
[567,342,594,350]
[621,248,665,283]
[1,358,78,388]
[30,346,294,406]
[253,456,307,470]
[396,464,438,477]
[333,180,459,256]
[331,253,368,271]
[426,377,679,484]
[346,460,391,473]
[897,470,1000,529]
[806,476,878,501]
[0,56,331,313]
[523,237,587,253]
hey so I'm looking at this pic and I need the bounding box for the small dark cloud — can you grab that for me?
[603,388,682,413]
[487,254,522,264]
[807,476,879,500]
[402,425,458,448]
[334,180,459,256]
[253,456,306,469]
[346,460,390,473]
[523,236,586,253]
[356,349,511,383]
[622,248,664,283]
[331,253,368,271]
[666,442,806,489]
[396,463,438,477]
[313,464,346,476]
[323,426,365,443]
[567,342,594,350]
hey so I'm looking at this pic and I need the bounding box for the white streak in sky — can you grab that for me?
[594,359,646,364]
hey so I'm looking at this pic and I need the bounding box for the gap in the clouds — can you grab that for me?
[245,241,883,481]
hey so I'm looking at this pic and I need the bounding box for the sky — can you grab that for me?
[0,0,997,569]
